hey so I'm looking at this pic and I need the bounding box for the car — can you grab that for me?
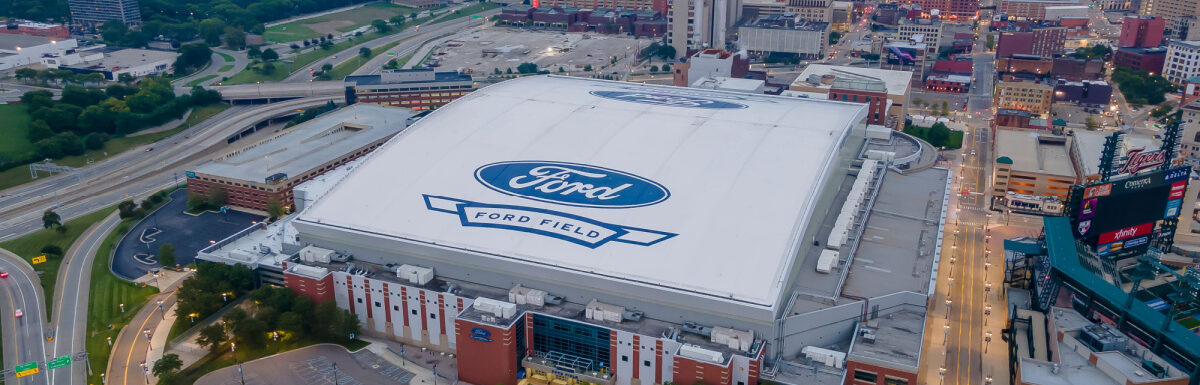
[14,309,22,318]
[145,147,153,152]
[0,270,7,278]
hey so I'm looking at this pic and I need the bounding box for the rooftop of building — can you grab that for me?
[1116,46,1167,54]
[791,64,913,95]
[63,48,177,71]
[831,77,887,92]
[690,76,765,92]
[1000,0,1080,4]
[741,14,830,31]
[1168,40,1200,49]
[343,68,473,86]
[846,307,926,370]
[296,75,870,308]
[927,74,972,83]
[994,129,1075,177]
[192,104,415,183]
[933,59,974,74]
[1016,307,1191,385]
[1071,130,1158,176]
[0,33,58,51]
[998,108,1033,117]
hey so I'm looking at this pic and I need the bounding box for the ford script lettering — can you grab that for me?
[590,91,748,109]
[475,161,670,208]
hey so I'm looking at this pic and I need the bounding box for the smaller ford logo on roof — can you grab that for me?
[475,161,670,209]
[590,90,748,109]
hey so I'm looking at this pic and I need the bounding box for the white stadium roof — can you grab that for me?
[297,75,868,308]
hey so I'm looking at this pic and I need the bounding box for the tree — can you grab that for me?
[493,68,501,75]
[986,34,995,50]
[158,243,178,268]
[199,18,227,46]
[321,63,333,72]
[234,318,268,348]
[15,68,38,83]
[661,63,671,72]
[152,353,183,377]
[175,44,213,75]
[390,14,407,26]
[261,48,278,62]
[927,123,951,147]
[196,323,227,352]
[40,245,63,256]
[42,210,61,229]
[206,187,227,208]
[319,40,333,50]
[27,120,53,142]
[118,200,138,219]
[83,133,106,150]
[222,307,248,334]
[359,46,372,58]
[247,46,262,59]
[517,62,538,74]
[649,65,659,72]
[277,311,305,336]
[266,198,285,220]
[371,19,391,34]
[329,310,360,341]
[117,73,135,84]
[1086,117,1099,130]
[187,192,207,211]
[101,21,129,45]
[505,67,513,74]
[224,27,247,50]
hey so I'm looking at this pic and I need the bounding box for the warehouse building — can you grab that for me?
[196,76,952,385]
[736,14,830,59]
[59,48,177,80]
[185,104,415,212]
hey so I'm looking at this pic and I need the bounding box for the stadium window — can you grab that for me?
[430,313,437,319]
[644,360,651,367]
[357,298,363,304]
[374,301,381,307]
[622,355,629,362]
[411,309,418,315]
[884,377,908,385]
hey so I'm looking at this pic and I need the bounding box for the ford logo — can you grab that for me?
[471,327,492,342]
[475,161,670,209]
[590,91,747,109]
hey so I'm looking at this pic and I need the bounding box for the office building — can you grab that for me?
[1114,46,1168,73]
[995,77,1054,116]
[344,68,474,111]
[998,0,1080,20]
[735,14,829,58]
[1120,16,1166,48]
[1165,40,1200,85]
[67,0,141,28]
[667,0,741,57]
[789,64,913,129]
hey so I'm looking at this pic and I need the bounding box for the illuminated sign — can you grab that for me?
[1117,148,1167,176]
[1098,222,1154,244]
[1083,183,1112,199]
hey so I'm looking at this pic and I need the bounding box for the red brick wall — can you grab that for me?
[843,359,918,385]
[186,178,285,211]
[355,89,469,111]
[282,264,335,303]
[828,88,888,126]
[671,356,731,385]
[455,319,520,385]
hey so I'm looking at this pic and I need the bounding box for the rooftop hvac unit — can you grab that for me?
[396,264,434,285]
[508,285,547,307]
[679,344,724,363]
[861,333,877,344]
[290,264,329,278]
[827,232,844,250]
[585,300,624,323]
[817,250,839,273]
[866,150,896,161]
[473,297,517,319]
[801,346,846,369]
[299,245,336,263]
[710,326,754,351]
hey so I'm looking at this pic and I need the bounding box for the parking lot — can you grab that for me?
[111,189,263,280]
[196,344,414,385]
[430,26,647,75]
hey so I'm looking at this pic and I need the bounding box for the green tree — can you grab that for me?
[986,34,995,50]
[390,14,406,26]
[222,307,248,333]
[27,120,54,142]
[319,40,333,50]
[277,311,305,336]
[265,198,285,219]
[83,133,106,150]
[15,68,38,83]
[1086,117,1099,130]
[40,245,63,256]
[117,73,135,84]
[371,19,391,34]
[199,18,227,46]
[158,243,178,268]
[118,200,138,219]
[329,309,360,341]
[517,62,538,74]
[224,27,247,50]
[649,65,659,72]
[261,48,278,62]
[206,187,227,208]
[359,46,372,59]
[152,353,183,377]
[583,64,592,72]
[175,44,213,75]
[186,192,207,211]
[42,210,61,229]
[234,318,268,348]
[196,323,227,352]
[661,63,671,72]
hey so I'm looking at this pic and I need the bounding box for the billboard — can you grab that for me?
[1072,166,1191,256]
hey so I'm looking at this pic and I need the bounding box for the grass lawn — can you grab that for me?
[168,338,368,384]
[185,74,218,87]
[0,207,115,316]
[0,104,33,162]
[217,51,235,62]
[903,124,964,150]
[225,32,390,84]
[264,2,414,43]
[434,2,500,23]
[85,218,159,385]
[217,65,234,72]
[0,104,229,191]
[327,40,404,80]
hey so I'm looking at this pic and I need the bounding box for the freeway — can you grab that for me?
[46,212,121,385]
[0,248,49,385]
[0,97,338,243]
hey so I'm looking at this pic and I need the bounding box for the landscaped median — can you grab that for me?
[84,215,159,385]
[0,207,116,315]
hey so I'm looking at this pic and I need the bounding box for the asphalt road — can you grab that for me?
[105,281,181,385]
[0,248,49,385]
[924,28,1010,385]
[47,212,121,385]
[0,97,338,243]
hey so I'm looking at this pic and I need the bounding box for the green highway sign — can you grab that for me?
[47,355,71,369]
[15,361,38,377]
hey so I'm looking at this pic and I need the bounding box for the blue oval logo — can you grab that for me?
[590,91,748,109]
[471,327,492,342]
[475,161,670,209]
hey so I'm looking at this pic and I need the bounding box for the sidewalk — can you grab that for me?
[143,302,179,383]
[360,336,465,385]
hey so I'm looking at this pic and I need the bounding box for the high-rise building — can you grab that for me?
[901,0,978,20]
[67,0,141,28]
[998,0,1080,20]
[1139,0,1200,39]
[1164,40,1200,85]
[667,0,742,57]
[785,0,833,21]
[1118,15,1165,47]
